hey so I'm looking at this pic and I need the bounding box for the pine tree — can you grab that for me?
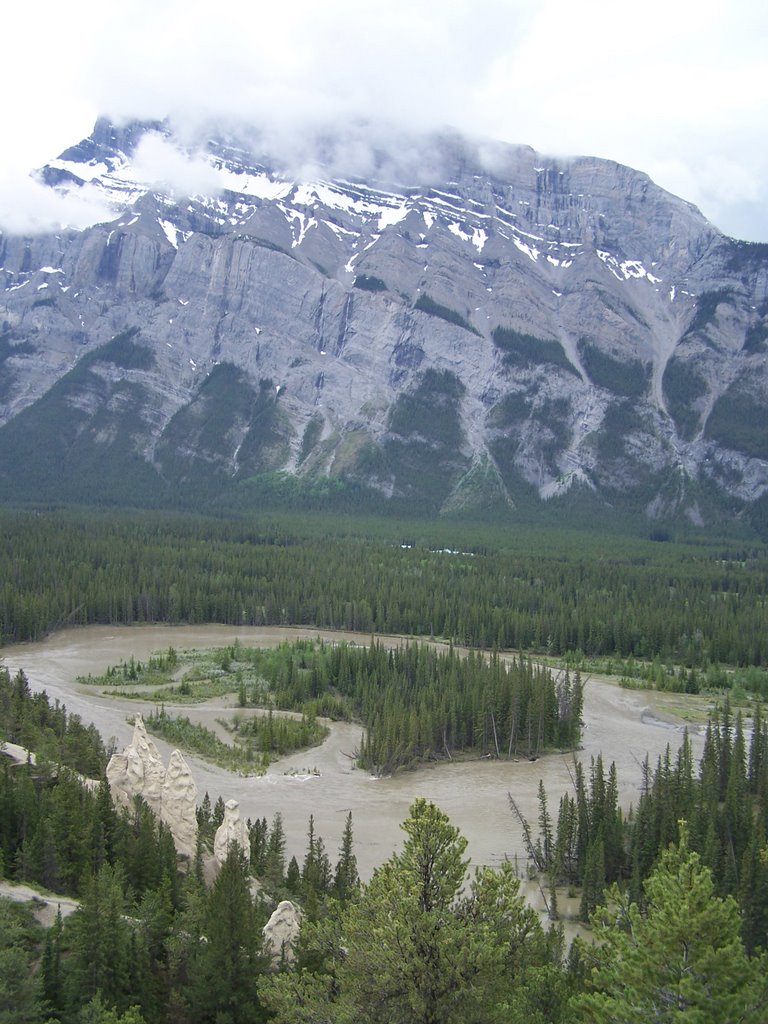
[41,907,64,1019]
[285,855,301,894]
[579,837,605,922]
[537,781,554,873]
[333,812,359,902]
[261,799,564,1024]
[573,823,768,1023]
[0,900,46,1023]
[190,846,267,1023]
[64,862,133,1018]
[263,812,286,888]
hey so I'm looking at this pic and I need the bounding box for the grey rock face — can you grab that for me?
[106,714,166,818]
[162,750,198,859]
[1,119,766,521]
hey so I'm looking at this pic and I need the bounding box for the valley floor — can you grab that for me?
[2,623,706,880]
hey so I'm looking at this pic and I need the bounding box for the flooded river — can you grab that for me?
[2,624,704,883]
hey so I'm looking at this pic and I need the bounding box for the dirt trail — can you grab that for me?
[3,624,704,881]
[0,881,80,926]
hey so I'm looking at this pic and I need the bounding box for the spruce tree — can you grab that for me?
[573,823,768,1023]
[334,812,359,902]
[190,846,267,1023]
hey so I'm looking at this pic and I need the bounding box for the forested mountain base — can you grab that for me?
[2,508,767,666]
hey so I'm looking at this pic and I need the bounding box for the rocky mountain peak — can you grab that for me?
[0,117,766,527]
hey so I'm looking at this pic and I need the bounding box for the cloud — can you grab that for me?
[0,172,114,235]
[130,133,222,195]
[2,0,767,240]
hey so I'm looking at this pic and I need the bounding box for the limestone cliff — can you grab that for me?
[1,118,766,524]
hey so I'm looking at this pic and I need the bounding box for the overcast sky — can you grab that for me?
[2,0,767,240]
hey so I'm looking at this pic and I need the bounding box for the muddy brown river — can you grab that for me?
[2,624,704,884]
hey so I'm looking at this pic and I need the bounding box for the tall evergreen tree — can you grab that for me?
[334,812,359,902]
[189,846,267,1024]
[64,862,133,1019]
[262,799,566,1024]
[573,824,768,1023]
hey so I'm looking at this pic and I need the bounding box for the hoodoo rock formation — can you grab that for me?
[262,900,303,965]
[106,714,198,857]
[213,798,250,865]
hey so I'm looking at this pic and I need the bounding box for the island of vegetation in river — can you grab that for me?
[79,639,583,775]
[2,504,768,1020]
[1,506,766,672]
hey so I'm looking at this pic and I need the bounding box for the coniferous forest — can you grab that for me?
[2,504,768,1021]
[1,507,767,666]
[83,638,582,774]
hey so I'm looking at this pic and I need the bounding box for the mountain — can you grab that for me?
[1,117,767,528]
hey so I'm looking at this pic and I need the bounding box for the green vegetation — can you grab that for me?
[388,367,465,445]
[744,318,768,353]
[596,400,645,461]
[414,293,480,334]
[369,368,469,509]
[157,365,287,487]
[662,356,707,439]
[1,507,767,666]
[492,325,577,375]
[0,329,161,506]
[555,647,768,698]
[2,673,768,1024]
[488,390,531,428]
[262,799,569,1024]
[0,900,49,1024]
[297,415,323,465]
[573,824,767,1022]
[353,274,387,292]
[705,386,768,459]
[0,666,106,776]
[143,707,267,773]
[143,706,326,773]
[577,339,649,397]
[85,638,578,774]
[533,699,768,955]
[750,489,768,542]
[222,709,329,758]
[536,396,571,472]
[683,289,735,338]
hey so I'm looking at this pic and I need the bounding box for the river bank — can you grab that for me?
[2,623,705,881]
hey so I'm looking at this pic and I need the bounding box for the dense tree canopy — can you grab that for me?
[1,508,766,667]
[573,825,768,1023]
[261,799,568,1024]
